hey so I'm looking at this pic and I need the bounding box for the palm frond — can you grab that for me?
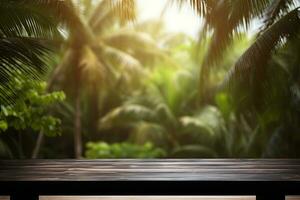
[180,105,223,136]
[103,30,157,50]
[88,47,144,92]
[131,122,169,147]
[194,1,276,98]
[0,0,69,105]
[200,0,274,66]
[259,0,298,34]
[80,46,107,86]
[99,104,156,130]
[89,0,136,35]
[89,0,118,35]
[112,0,136,22]
[0,37,52,103]
[174,0,211,18]
[26,0,79,30]
[103,31,167,65]
[101,45,143,73]
[222,8,300,91]
[47,49,74,91]
[0,37,51,73]
[0,1,60,38]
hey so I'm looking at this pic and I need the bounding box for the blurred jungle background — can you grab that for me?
[1,0,300,159]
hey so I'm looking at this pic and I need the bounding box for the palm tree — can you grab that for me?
[33,0,168,158]
[0,0,93,159]
[177,0,300,157]
[176,0,300,101]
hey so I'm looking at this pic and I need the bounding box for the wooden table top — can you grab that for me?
[0,159,300,182]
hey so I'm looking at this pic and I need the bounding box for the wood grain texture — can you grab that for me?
[0,159,300,181]
[39,196,256,200]
[287,197,300,200]
[2,197,300,200]
[3,197,300,200]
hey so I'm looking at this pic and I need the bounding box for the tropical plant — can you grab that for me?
[35,0,170,158]
[0,72,65,159]
[172,0,300,158]
[4,0,300,159]
[98,72,228,157]
[0,0,77,104]
[175,0,300,100]
[97,34,224,157]
[85,141,166,158]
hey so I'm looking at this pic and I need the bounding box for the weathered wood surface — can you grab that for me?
[0,196,299,200]
[0,159,300,181]
[39,196,256,200]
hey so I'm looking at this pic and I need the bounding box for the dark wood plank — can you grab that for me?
[10,193,38,200]
[39,196,256,200]
[0,159,300,181]
[256,194,285,200]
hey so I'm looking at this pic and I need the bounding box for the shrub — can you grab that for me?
[85,141,166,158]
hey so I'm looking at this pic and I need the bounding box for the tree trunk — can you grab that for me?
[73,50,83,159]
[74,90,82,158]
[31,131,44,159]
[31,0,96,159]
[89,83,99,136]
[31,77,57,159]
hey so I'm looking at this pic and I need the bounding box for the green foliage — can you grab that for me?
[98,39,229,157]
[171,145,217,158]
[99,104,156,129]
[130,122,169,148]
[4,0,300,159]
[215,93,232,120]
[0,75,65,137]
[180,106,224,142]
[0,0,66,105]
[85,141,166,159]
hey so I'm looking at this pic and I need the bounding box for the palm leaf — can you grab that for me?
[0,37,53,104]
[99,104,156,130]
[181,106,223,133]
[80,46,107,86]
[259,0,298,34]
[0,37,51,73]
[26,0,80,30]
[0,1,60,38]
[0,0,69,105]
[112,0,136,22]
[103,31,157,51]
[182,1,274,97]
[202,0,276,66]
[130,122,169,147]
[174,0,211,18]
[89,0,136,35]
[222,8,300,93]
[90,7,118,35]
[103,30,169,66]
[100,45,142,71]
